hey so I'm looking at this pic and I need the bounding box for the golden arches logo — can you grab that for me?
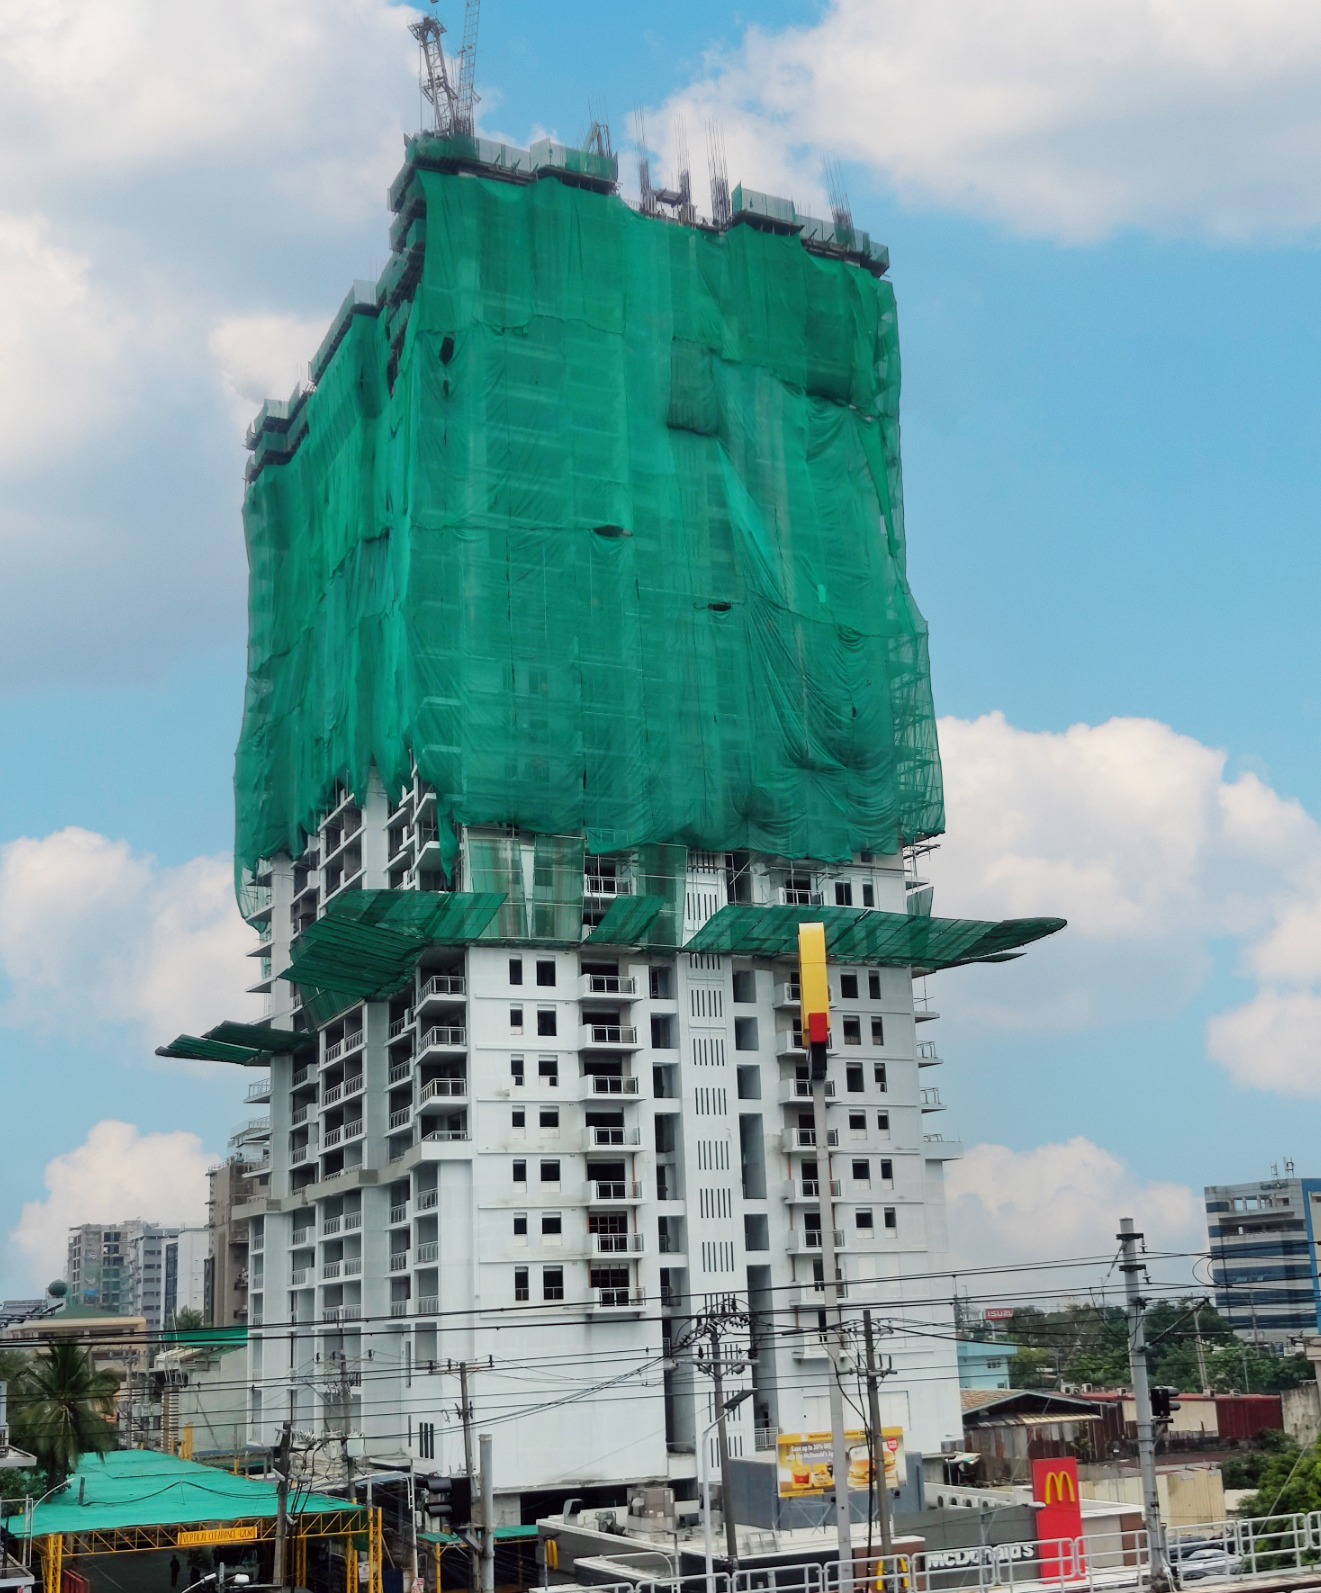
[1041,1470,1077,1506]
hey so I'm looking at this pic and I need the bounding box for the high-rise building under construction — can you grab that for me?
[167,102,1062,1518]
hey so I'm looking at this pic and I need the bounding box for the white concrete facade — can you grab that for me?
[239,778,964,1511]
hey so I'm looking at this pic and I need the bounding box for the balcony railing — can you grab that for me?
[590,1126,641,1147]
[417,1295,440,1315]
[918,1040,942,1066]
[324,1031,364,1065]
[420,1076,467,1102]
[389,1060,412,1085]
[389,1204,408,1224]
[580,975,637,997]
[592,1232,645,1255]
[420,974,466,1000]
[778,887,822,906]
[324,1305,361,1322]
[389,1012,414,1039]
[801,1229,846,1250]
[797,1180,842,1200]
[920,1086,945,1111]
[342,1211,362,1230]
[588,1180,643,1202]
[389,1107,412,1131]
[416,1189,439,1211]
[584,874,632,897]
[323,1076,364,1107]
[290,1268,311,1286]
[389,1252,409,1272]
[246,1076,272,1102]
[592,1287,646,1309]
[419,1025,466,1052]
[292,1104,310,1127]
[583,1025,638,1047]
[587,1075,640,1096]
[783,1128,839,1151]
[390,1299,410,1317]
[421,1128,469,1143]
[416,1241,439,1263]
[322,1261,343,1280]
[782,1078,836,1100]
[291,1228,312,1247]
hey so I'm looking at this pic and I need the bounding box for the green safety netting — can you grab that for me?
[14,1451,361,1538]
[584,894,666,945]
[155,1020,311,1067]
[234,158,943,886]
[156,1035,268,1066]
[683,905,1066,965]
[281,890,506,1001]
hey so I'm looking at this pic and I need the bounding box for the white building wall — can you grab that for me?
[242,789,964,1509]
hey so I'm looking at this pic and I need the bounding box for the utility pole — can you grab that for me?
[335,1353,356,1505]
[272,1420,293,1589]
[1193,1305,1209,1395]
[1119,1219,1168,1592]
[477,1432,494,1593]
[456,1362,477,1593]
[862,1312,894,1565]
[706,1317,742,1570]
[800,923,853,1575]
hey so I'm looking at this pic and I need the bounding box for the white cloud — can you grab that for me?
[659,0,1321,241]
[932,712,1321,1096]
[209,313,332,431]
[10,1121,216,1290]
[0,828,256,1043]
[946,1138,1203,1293]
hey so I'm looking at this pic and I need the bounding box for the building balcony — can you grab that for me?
[321,1212,362,1236]
[790,1281,849,1307]
[783,1128,839,1152]
[416,1189,439,1211]
[419,1076,468,1106]
[778,1078,835,1105]
[418,974,466,1012]
[290,1267,312,1287]
[418,1025,466,1057]
[291,1145,311,1166]
[584,874,633,898]
[417,1295,440,1315]
[292,1064,313,1088]
[586,1180,644,1204]
[580,1024,640,1050]
[920,1086,945,1112]
[291,1226,313,1247]
[324,1304,362,1323]
[324,1030,365,1065]
[390,1299,410,1317]
[419,1127,470,1146]
[388,1202,409,1225]
[589,1126,641,1148]
[581,1074,640,1098]
[322,1260,343,1280]
[388,1011,415,1043]
[588,1287,647,1312]
[322,1075,365,1108]
[246,1076,272,1104]
[292,1103,311,1127]
[389,1106,412,1132]
[388,1251,410,1273]
[776,1030,806,1058]
[416,1240,439,1263]
[918,1040,942,1068]
[773,983,801,1009]
[778,887,823,907]
[789,1229,846,1253]
[578,974,638,999]
[786,1180,842,1202]
[923,1134,963,1161]
[232,1116,271,1145]
[592,1232,645,1256]
[322,1120,364,1149]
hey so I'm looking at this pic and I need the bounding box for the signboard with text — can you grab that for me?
[776,1428,905,1497]
[176,1524,261,1549]
[1032,1456,1084,1580]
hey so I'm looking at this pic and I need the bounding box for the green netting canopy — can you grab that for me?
[235,159,943,882]
[683,905,1066,965]
[13,1451,361,1538]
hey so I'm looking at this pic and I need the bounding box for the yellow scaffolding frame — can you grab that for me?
[33,1507,380,1593]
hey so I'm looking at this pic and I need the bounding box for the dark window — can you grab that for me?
[509,1006,524,1031]
[543,1266,564,1302]
[539,1107,559,1129]
[846,1064,864,1093]
[874,1063,888,1091]
[856,1210,874,1230]
[514,1267,529,1302]
[513,1213,527,1236]
[512,1160,527,1183]
[842,1016,861,1045]
[849,1112,866,1131]
[511,1107,525,1129]
[538,1057,559,1085]
[839,974,859,999]
[509,958,523,985]
[536,959,557,987]
[877,1111,890,1133]
[744,1213,769,1251]
[731,969,757,1004]
[651,1014,676,1049]
[862,883,875,908]
[880,1159,893,1181]
[537,1009,557,1036]
[852,1159,869,1180]
[868,971,881,1000]
[871,1017,885,1046]
[650,966,673,999]
[884,1207,897,1230]
[734,1017,759,1051]
[540,1159,561,1182]
[510,1055,525,1086]
[542,1213,562,1236]
[835,882,853,906]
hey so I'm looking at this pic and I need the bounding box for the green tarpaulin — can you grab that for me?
[682,905,1066,964]
[235,151,942,884]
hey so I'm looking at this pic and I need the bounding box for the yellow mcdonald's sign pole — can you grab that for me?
[798,923,853,1574]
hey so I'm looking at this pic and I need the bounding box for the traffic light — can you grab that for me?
[421,1473,472,1525]
[1151,1386,1180,1421]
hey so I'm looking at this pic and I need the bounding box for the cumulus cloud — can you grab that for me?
[946,1138,1203,1293]
[10,1121,216,1289]
[658,0,1321,242]
[209,313,332,431]
[0,827,256,1042]
[933,712,1321,1096]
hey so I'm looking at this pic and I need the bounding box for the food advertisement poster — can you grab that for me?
[776,1428,905,1497]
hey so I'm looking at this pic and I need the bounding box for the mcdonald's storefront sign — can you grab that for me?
[1032,1456,1084,1576]
[1041,1468,1077,1505]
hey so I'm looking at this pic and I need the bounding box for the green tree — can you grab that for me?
[9,1342,119,1491]
[1009,1346,1055,1388]
[1240,1436,1321,1518]
[169,1307,207,1331]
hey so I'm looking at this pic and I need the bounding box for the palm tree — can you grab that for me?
[11,1342,119,1491]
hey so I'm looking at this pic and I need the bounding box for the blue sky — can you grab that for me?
[4,0,1321,1291]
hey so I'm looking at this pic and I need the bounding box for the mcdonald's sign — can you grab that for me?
[1032,1456,1084,1580]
